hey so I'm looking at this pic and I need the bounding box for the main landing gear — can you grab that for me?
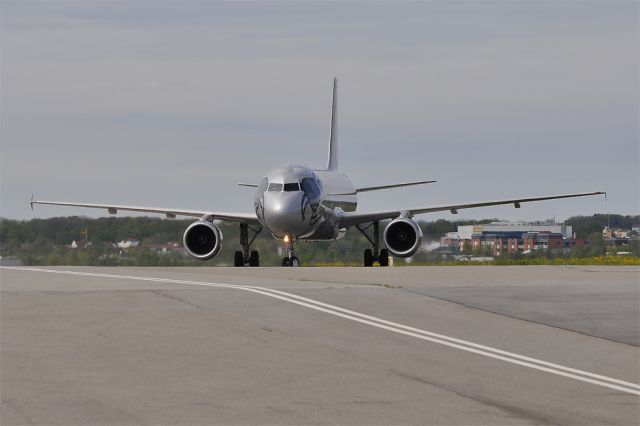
[234,223,263,267]
[356,221,389,267]
[281,236,300,267]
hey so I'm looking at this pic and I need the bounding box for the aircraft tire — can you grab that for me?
[281,257,290,267]
[234,251,244,267]
[379,249,389,266]
[364,249,373,267]
[249,250,259,267]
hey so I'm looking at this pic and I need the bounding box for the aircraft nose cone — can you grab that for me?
[263,192,307,236]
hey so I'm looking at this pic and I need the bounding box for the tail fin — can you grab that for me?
[327,78,338,170]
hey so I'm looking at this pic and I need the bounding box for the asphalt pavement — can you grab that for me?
[1,265,638,425]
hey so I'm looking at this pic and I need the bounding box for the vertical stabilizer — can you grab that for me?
[327,78,338,170]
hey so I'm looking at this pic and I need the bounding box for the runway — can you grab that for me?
[1,266,639,425]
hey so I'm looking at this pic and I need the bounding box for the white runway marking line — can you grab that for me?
[3,266,639,396]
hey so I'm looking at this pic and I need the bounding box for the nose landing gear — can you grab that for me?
[281,237,300,267]
[356,221,390,267]
[234,223,263,267]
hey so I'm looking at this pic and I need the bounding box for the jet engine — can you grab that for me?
[383,217,423,257]
[183,220,223,260]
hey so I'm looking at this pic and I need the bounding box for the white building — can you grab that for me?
[603,227,632,239]
[117,238,140,249]
[457,220,573,240]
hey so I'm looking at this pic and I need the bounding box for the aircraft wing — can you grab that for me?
[356,180,437,193]
[30,198,261,225]
[338,192,606,227]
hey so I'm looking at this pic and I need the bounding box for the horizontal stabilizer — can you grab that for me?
[356,180,437,193]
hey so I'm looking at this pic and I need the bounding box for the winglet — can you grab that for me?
[30,194,34,211]
[327,77,338,170]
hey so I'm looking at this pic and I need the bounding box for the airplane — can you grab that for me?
[30,79,605,267]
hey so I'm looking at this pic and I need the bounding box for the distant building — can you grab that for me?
[616,229,631,239]
[439,232,460,247]
[441,220,582,256]
[602,226,635,250]
[457,220,573,240]
[603,226,632,239]
[65,240,91,249]
[117,238,140,249]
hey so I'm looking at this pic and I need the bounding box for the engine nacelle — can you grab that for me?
[383,217,423,258]
[183,221,223,260]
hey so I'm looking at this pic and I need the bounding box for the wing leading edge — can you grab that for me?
[30,198,260,224]
[339,191,606,227]
[356,179,437,193]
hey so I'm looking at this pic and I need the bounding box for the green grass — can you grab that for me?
[314,256,640,267]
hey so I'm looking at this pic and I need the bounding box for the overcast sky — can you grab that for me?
[1,1,638,222]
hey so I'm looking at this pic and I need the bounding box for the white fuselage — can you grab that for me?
[254,165,356,241]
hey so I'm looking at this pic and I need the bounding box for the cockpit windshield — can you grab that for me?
[284,183,300,192]
[267,182,302,192]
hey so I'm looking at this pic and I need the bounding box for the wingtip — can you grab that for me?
[30,194,34,210]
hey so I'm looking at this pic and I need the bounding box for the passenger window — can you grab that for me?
[268,183,283,192]
[284,183,300,192]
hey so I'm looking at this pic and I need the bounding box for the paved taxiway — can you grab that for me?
[1,266,639,425]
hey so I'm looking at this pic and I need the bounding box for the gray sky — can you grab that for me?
[1,1,638,221]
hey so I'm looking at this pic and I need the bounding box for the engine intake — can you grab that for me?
[183,221,223,260]
[383,217,422,257]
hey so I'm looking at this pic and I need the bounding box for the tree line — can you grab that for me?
[0,214,637,266]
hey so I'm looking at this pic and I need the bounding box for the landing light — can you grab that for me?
[284,235,290,243]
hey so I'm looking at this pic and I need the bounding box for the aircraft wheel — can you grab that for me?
[281,257,290,267]
[234,251,244,267]
[249,250,259,267]
[364,249,373,267]
[379,249,389,267]
[290,256,300,267]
